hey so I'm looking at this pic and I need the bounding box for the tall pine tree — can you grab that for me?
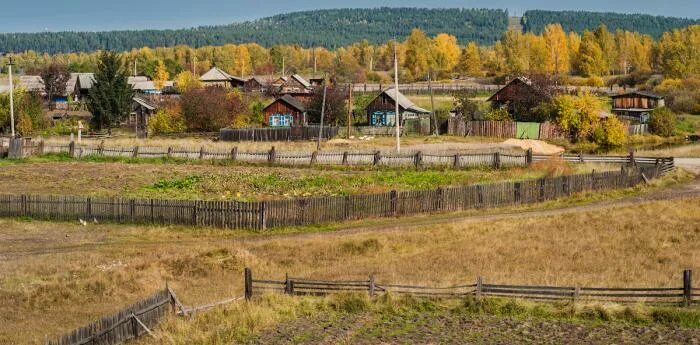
[87,52,134,131]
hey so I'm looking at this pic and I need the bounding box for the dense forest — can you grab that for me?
[522,10,700,38]
[0,8,508,54]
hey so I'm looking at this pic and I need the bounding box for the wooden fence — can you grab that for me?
[220,126,339,142]
[47,288,177,345]
[0,158,674,230]
[245,268,698,306]
[447,119,569,139]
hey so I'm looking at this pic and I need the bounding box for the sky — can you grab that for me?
[1,0,699,33]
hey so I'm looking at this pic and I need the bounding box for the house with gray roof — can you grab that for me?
[200,67,245,89]
[365,88,429,126]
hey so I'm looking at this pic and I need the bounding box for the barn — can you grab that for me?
[262,95,307,127]
[365,88,429,126]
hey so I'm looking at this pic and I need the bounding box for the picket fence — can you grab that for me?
[245,268,697,307]
[46,288,177,345]
[0,158,673,230]
[220,126,339,142]
[447,119,568,140]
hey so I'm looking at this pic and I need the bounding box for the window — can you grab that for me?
[269,114,294,127]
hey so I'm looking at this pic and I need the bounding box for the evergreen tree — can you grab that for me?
[87,52,134,131]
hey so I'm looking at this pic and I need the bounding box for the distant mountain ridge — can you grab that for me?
[0,8,697,54]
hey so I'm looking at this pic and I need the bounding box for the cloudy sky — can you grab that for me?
[1,0,698,33]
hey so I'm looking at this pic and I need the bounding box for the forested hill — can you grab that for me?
[0,8,508,54]
[522,10,700,37]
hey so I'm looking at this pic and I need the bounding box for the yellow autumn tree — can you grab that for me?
[234,45,252,77]
[175,71,202,93]
[458,42,482,77]
[501,29,528,75]
[524,32,549,73]
[403,29,433,81]
[154,60,169,89]
[432,33,460,78]
[543,24,569,74]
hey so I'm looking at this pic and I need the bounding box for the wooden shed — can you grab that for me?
[262,95,307,127]
[611,91,664,123]
[487,77,552,115]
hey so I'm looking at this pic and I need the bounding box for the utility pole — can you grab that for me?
[133,59,137,77]
[394,44,400,153]
[282,56,286,77]
[317,85,327,151]
[7,56,15,137]
[347,83,353,139]
[428,68,438,135]
[313,48,317,75]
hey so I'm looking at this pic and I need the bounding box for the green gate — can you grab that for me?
[516,122,540,139]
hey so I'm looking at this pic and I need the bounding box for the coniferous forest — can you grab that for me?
[522,10,699,38]
[0,8,509,54]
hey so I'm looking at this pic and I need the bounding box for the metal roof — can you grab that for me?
[291,74,311,88]
[200,67,245,83]
[377,87,430,114]
[265,94,306,112]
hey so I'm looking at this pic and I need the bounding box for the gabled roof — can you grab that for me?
[128,76,150,84]
[131,81,157,91]
[375,87,430,114]
[611,90,664,99]
[133,96,157,110]
[265,94,306,113]
[73,73,95,90]
[19,75,44,92]
[487,77,552,102]
[200,67,246,84]
[290,74,311,88]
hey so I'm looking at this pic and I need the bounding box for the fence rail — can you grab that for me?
[245,268,696,306]
[47,288,175,345]
[0,158,674,230]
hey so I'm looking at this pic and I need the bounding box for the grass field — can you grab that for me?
[0,157,608,201]
[1,175,698,344]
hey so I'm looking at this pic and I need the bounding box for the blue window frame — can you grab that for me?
[269,113,294,127]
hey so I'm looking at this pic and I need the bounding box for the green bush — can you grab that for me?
[649,107,677,137]
[148,109,186,135]
[595,117,627,147]
[484,107,512,121]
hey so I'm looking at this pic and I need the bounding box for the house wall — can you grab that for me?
[263,101,304,126]
[612,95,662,110]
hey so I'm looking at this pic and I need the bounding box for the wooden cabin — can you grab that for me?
[280,74,312,94]
[262,95,307,127]
[487,77,551,115]
[200,67,245,89]
[365,88,429,126]
[243,76,269,92]
[130,97,158,138]
[611,91,664,123]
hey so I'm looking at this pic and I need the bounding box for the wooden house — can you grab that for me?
[200,67,245,89]
[611,91,664,123]
[244,76,269,92]
[280,74,312,94]
[365,88,429,126]
[262,94,307,127]
[487,77,552,115]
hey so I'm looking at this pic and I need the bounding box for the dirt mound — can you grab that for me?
[502,139,565,155]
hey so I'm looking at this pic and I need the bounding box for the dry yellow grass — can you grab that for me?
[1,191,699,344]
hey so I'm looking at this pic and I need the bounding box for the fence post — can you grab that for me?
[514,182,521,203]
[573,286,580,303]
[230,147,238,161]
[390,190,398,216]
[199,146,205,159]
[132,146,139,158]
[373,151,381,166]
[131,313,139,338]
[629,150,636,167]
[684,269,692,306]
[86,197,92,218]
[414,151,423,169]
[526,148,533,166]
[167,147,173,158]
[538,179,546,202]
[369,275,375,297]
[563,176,570,196]
[344,195,351,220]
[436,187,444,211]
[342,151,348,165]
[259,202,267,230]
[476,276,483,301]
[310,151,318,165]
[68,140,75,157]
[269,146,276,164]
[493,152,501,169]
[37,140,44,155]
[477,185,484,208]
[579,152,584,163]
[244,267,253,300]
[453,154,460,168]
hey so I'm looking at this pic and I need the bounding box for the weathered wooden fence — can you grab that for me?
[245,268,697,306]
[447,118,645,140]
[0,158,674,230]
[220,126,339,142]
[47,288,177,345]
